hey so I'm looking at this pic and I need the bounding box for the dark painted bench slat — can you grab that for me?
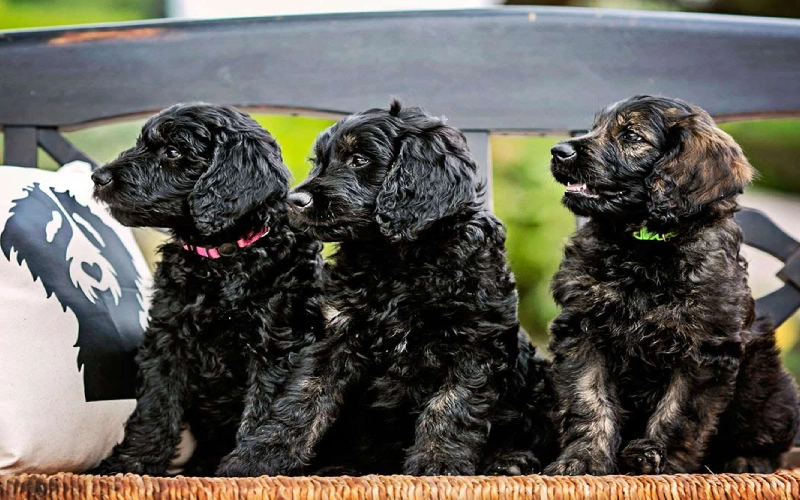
[779,249,800,290]
[0,8,798,132]
[3,127,38,167]
[756,285,800,329]
[736,209,800,327]
[36,129,97,168]
[463,131,491,209]
[736,209,800,261]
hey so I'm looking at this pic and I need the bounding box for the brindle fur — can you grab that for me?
[544,95,799,475]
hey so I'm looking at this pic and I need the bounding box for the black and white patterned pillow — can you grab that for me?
[0,161,151,473]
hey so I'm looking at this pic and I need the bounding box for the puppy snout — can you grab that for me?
[551,143,577,162]
[91,168,114,187]
[287,191,313,212]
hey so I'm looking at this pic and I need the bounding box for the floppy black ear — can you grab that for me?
[189,132,290,236]
[375,126,478,241]
[646,113,754,225]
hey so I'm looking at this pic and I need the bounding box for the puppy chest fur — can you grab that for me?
[548,224,757,473]
[301,215,549,475]
[553,223,748,378]
[326,216,519,403]
[147,246,301,409]
[553,221,749,362]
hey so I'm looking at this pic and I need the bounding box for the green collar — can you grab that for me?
[632,226,678,242]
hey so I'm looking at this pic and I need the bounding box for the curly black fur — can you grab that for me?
[90,103,323,476]
[544,95,799,475]
[221,100,558,477]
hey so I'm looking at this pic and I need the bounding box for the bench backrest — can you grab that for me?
[1,7,799,325]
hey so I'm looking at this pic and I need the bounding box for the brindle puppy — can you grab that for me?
[544,95,799,475]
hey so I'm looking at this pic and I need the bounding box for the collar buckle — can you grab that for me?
[182,225,270,259]
[217,242,238,256]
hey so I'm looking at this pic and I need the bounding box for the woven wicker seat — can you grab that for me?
[2,10,800,500]
[3,471,800,500]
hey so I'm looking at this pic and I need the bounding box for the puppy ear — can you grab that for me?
[189,132,289,236]
[646,113,754,225]
[375,126,478,241]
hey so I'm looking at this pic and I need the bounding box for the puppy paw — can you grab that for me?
[87,456,164,476]
[544,458,592,476]
[216,454,259,477]
[483,451,541,476]
[85,459,120,476]
[216,449,283,477]
[543,451,613,476]
[620,439,664,475]
[721,456,776,474]
[311,465,363,476]
[404,455,475,476]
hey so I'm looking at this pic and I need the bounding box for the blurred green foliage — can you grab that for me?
[0,0,161,29]
[492,136,574,346]
[721,120,800,194]
[253,115,335,183]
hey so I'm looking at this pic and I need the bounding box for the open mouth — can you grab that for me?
[565,182,600,199]
[558,176,623,199]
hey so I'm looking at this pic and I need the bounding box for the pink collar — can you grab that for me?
[182,226,270,259]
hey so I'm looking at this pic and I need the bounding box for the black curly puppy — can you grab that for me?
[544,95,799,475]
[217,101,558,477]
[90,104,322,476]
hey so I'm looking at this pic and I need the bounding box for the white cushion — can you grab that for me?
[0,161,152,474]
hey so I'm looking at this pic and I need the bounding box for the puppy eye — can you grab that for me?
[621,131,644,143]
[349,155,368,168]
[163,146,182,160]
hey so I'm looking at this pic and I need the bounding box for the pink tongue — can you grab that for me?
[566,183,587,192]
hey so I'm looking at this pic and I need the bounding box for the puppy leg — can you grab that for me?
[482,411,557,476]
[715,372,798,474]
[216,337,363,477]
[181,427,236,476]
[544,346,620,476]
[481,354,558,476]
[706,331,800,474]
[482,421,547,476]
[404,357,496,476]
[622,358,738,474]
[237,355,294,442]
[92,329,187,475]
[216,354,293,477]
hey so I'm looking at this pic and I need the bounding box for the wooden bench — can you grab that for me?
[1,6,800,499]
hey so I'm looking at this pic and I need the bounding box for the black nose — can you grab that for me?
[287,191,313,211]
[551,143,577,161]
[91,168,113,187]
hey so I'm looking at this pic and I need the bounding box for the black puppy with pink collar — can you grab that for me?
[91,103,323,476]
